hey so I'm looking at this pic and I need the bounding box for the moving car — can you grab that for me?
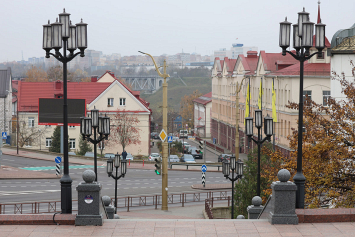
[218,154,232,162]
[180,154,196,163]
[148,153,161,161]
[190,148,202,159]
[169,155,180,162]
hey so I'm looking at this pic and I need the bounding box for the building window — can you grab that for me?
[120,98,126,106]
[317,52,324,59]
[108,98,114,107]
[28,117,35,128]
[46,138,52,147]
[303,91,312,103]
[323,91,330,106]
[69,139,76,149]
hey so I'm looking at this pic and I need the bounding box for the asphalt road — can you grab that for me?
[0,154,230,204]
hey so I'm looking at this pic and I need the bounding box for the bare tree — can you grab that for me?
[18,115,48,148]
[106,109,141,152]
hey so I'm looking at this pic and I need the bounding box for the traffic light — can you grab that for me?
[199,140,204,154]
[154,158,161,175]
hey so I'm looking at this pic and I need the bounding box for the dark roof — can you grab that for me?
[0,67,11,98]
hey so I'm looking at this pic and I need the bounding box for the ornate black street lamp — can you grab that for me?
[80,109,110,181]
[245,110,273,197]
[279,7,326,208]
[107,153,127,212]
[222,157,243,219]
[43,9,88,214]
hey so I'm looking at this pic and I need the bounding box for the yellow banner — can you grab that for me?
[244,83,250,125]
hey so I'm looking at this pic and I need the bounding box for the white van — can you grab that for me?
[179,130,188,139]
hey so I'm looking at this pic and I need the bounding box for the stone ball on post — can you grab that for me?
[252,196,262,207]
[237,215,245,219]
[101,196,111,206]
[82,170,96,183]
[277,169,291,182]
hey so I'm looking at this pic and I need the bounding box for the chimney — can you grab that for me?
[55,80,62,90]
[247,51,258,58]
[91,76,98,82]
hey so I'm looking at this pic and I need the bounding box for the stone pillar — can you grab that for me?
[75,170,103,226]
[269,169,298,225]
[102,196,115,219]
[247,196,264,219]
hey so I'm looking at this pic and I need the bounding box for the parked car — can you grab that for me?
[126,153,134,160]
[190,148,202,159]
[68,152,76,156]
[218,154,232,162]
[84,152,95,158]
[180,154,196,163]
[151,132,159,139]
[104,153,115,159]
[188,146,197,152]
[169,155,180,162]
[188,136,195,140]
[148,153,161,161]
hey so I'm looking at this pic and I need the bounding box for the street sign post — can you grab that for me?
[2,132,7,140]
[202,172,206,187]
[159,129,167,142]
[55,156,62,176]
[167,136,173,143]
[201,164,207,173]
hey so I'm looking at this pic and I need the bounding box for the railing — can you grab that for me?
[170,163,222,171]
[110,191,230,212]
[0,200,78,215]
[258,195,272,220]
[204,196,232,219]
[195,136,224,153]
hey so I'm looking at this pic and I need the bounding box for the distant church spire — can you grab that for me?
[317,0,321,24]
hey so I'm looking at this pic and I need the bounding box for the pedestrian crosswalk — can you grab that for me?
[20,165,105,171]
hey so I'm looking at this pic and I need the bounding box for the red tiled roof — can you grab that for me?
[268,61,330,76]
[193,92,212,105]
[239,54,259,73]
[259,51,298,72]
[17,81,111,112]
[223,57,237,73]
[99,71,150,109]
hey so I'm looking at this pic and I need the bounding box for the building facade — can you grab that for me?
[0,67,12,139]
[15,71,152,156]
[193,92,212,138]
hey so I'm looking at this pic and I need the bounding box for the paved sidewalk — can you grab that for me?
[1,219,355,237]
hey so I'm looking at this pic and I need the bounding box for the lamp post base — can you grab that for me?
[293,172,306,209]
[60,174,73,214]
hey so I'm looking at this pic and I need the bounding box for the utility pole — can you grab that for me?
[139,51,169,211]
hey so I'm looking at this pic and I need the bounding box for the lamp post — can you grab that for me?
[80,109,110,181]
[245,110,273,196]
[139,51,170,211]
[222,157,243,219]
[279,8,326,208]
[107,153,127,213]
[43,9,88,214]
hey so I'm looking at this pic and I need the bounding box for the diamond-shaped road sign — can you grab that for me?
[159,129,167,142]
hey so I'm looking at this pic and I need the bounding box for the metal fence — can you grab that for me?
[0,191,231,215]
[204,196,232,219]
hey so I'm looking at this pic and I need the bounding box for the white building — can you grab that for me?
[0,67,12,138]
[193,92,212,138]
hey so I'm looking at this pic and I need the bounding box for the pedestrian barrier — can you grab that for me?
[0,200,78,214]
[170,163,222,171]
[195,136,224,153]
[204,196,232,219]
[111,190,231,212]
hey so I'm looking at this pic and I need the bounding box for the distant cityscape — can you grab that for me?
[0,43,257,74]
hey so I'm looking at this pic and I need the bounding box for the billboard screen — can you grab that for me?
[38,98,86,126]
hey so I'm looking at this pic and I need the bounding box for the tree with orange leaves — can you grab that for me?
[180,90,202,128]
[25,65,48,82]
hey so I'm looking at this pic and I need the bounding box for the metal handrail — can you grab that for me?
[170,163,222,171]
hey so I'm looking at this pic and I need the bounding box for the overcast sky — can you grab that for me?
[0,0,354,62]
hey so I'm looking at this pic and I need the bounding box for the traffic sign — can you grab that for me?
[159,129,167,142]
[2,132,7,139]
[202,172,206,187]
[167,136,173,143]
[201,164,207,173]
[55,156,62,164]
